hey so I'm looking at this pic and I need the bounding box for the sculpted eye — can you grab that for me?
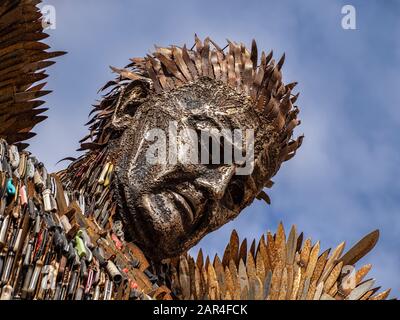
[174,96,197,110]
[182,98,202,110]
[123,100,140,116]
[195,129,227,167]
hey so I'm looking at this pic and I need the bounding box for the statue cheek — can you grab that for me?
[204,202,238,233]
[194,165,236,199]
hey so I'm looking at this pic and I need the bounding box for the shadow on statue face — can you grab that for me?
[114,78,276,259]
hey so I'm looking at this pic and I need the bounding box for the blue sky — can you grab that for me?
[32,0,400,297]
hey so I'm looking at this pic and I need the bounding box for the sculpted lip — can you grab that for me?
[170,191,194,223]
[140,186,202,230]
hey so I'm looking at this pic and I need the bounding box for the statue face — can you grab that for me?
[67,38,302,261]
[114,78,278,259]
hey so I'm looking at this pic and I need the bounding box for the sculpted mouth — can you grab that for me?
[140,183,206,233]
[132,176,246,256]
[170,190,195,223]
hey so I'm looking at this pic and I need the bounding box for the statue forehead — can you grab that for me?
[137,78,257,121]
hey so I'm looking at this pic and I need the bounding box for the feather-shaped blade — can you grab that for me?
[238,259,249,293]
[346,279,376,300]
[250,39,258,70]
[305,241,320,279]
[369,289,391,300]
[178,255,191,299]
[340,230,379,266]
[246,251,257,280]
[196,248,204,269]
[319,242,345,283]
[238,238,248,265]
[182,44,198,80]
[275,222,287,263]
[355,264,372,285]
[323,261,343,293]
[311,248,331,284]
[172,46,192,82]
[286,225,297,265]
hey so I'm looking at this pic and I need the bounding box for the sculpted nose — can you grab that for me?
[195,165,236,199]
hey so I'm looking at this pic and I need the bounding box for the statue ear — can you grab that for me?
[111,80,150,130]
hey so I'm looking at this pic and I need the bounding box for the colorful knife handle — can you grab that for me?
[6,179,15,197]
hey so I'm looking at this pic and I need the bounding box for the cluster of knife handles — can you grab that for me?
[0,139,157,300]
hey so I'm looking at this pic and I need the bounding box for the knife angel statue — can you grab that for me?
[0,0,391,300]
